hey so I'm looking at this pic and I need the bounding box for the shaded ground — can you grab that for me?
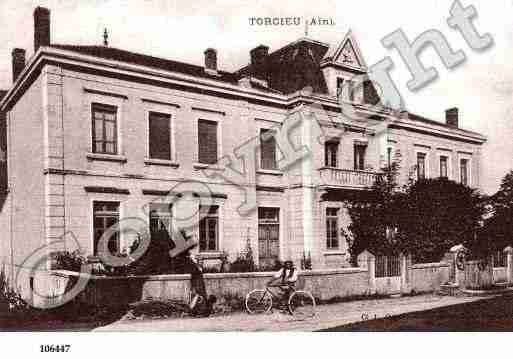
[321,292,513,331]
[3,293,509,332]
[93,293,491,331]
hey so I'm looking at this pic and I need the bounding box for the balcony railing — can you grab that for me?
[319,167,381,190]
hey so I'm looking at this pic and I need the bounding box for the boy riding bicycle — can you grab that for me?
[266,260,298,305]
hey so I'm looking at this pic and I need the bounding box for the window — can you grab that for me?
[148,112,171,160]
[417,152,426,179]
[324,141,339,167]
[260,128,277,170]
[336,78,354,101]
[439,155,448,178]
[326,208,339,250]
[387,147,393,168]
[354,144,366,170]
[347,80,355,102]
[336,78,344,101]
[199,205,219,252]
[93,201,120,255]
[460,158,469,186]
[198,119,218,164]
[92,103,118,154]
[149,203,172,241]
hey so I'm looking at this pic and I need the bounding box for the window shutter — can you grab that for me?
[149,112,171,160]
[260,129,277,169]
[198,120,218,164]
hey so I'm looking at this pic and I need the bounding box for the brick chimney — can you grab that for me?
[445,107,459,127]
[250,45,269,80]
[204,48,217,74]
[11,48,26,82]
[34,6,51,52]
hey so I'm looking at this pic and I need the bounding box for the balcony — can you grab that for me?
[319,167,382,190]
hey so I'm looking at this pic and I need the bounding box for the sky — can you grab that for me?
[0,0,511,194]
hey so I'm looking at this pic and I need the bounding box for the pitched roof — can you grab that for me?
[406,111,484,138]
[236,38,330,95]
[50,44,240,84]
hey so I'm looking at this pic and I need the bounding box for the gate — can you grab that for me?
[258,208,280,267]
[375,255,401,294]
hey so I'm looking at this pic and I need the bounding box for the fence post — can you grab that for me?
[449,244,467,288]
[504,246,513,286]
[368,253,376,295]
[357,250,376,295]
[400,253,411,294]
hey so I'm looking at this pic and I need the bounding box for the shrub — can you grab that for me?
[0,266,28,315]
[51,250,86,272]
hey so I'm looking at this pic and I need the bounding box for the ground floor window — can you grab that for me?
[149,203,172,242]
[199,205,219,252]
[93,201,120,255]
[326,208,339,250]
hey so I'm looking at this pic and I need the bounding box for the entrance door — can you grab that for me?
[258,208,280,268]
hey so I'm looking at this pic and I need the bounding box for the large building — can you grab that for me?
[0,7,486,283]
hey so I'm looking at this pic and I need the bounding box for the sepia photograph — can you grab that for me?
[1,0,513,355]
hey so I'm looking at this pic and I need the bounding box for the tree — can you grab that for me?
[345,159,403,261]
[397,178,486,262]
[482,170,513,251]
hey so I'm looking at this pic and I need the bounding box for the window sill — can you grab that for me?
[257,169,283,176]
[196,252,225,259]
[193,163,224,171]
[86,152,127,163]
[144,158,179,168]
[323,251,346,256]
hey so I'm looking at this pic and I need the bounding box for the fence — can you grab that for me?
[31,250,453,309]
[375,255,401,278]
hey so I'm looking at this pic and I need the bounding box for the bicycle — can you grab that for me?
[245,283,316,319]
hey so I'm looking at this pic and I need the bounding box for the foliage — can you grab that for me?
[301,251,312,270]
[345,149,487,263]
[0,265,28,315]
[482,170,513,251]
[229,229,256,273]
[51,250,87,272]
[397,178,487,262]
[345,160,403,260]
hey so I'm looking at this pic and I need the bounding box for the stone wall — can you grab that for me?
[410,262,451,293]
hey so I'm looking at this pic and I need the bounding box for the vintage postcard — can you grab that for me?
[1,0,513,354]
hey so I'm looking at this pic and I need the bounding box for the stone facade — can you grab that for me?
[0,7,486,285]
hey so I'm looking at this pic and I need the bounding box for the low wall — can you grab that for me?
[410,262,450,293]
[493,267,507,283]
[33,267,371,308]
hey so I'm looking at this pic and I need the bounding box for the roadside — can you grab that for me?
[93,293,493,332]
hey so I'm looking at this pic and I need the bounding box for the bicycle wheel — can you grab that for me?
[245,289,273,314]
[288,290,316,319]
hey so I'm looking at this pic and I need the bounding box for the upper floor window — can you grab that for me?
[354,144,366,171]
[325,141,339,167]
[199,205,219,252]
[148,112,171,160]
[336,78,355,102]
[326,208,339,250]
[260,128,277,170]
[417,152,426,179]
[460,158,469,186]
[93,201,120,256]
[92,103,117,154]
[439,156,448,178]
[198,119,218,165]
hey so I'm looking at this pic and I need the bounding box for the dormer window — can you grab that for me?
[336,78,355,102]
